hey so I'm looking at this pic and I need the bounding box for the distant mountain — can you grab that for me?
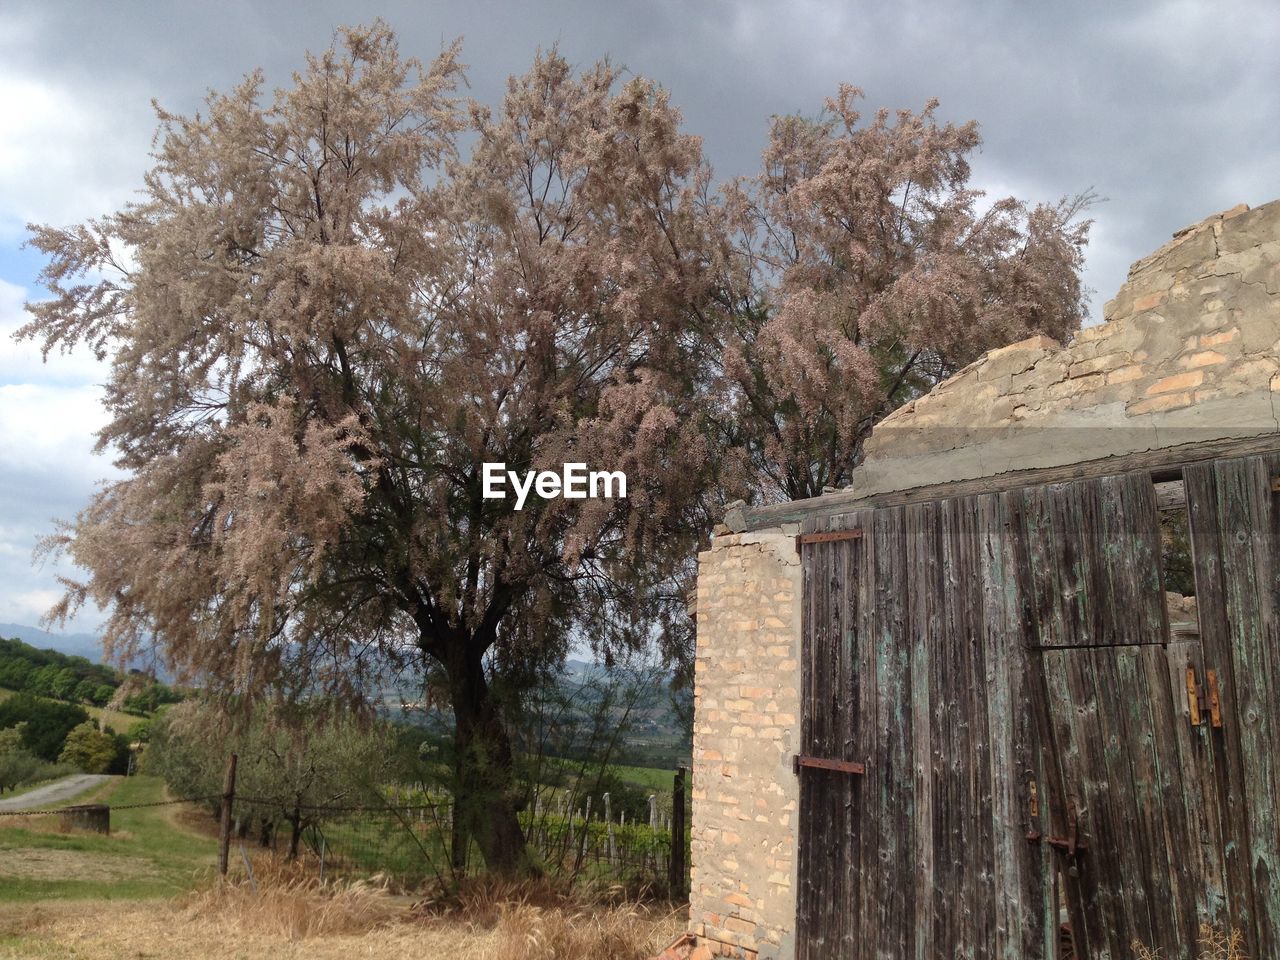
[0,623,104,662]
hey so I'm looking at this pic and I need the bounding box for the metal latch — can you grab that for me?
[1186,666,1204,726]
[1027,803,1088,877]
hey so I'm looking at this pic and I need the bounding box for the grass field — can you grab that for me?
[0,891,683,959]
[0,773,685,959]
[83,704,145,735]
[611,764,679,792]
[0,775,216,903]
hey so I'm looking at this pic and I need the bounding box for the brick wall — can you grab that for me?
[689,529,801,960]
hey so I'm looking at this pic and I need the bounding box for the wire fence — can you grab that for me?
[1,769,693,898]
[0,794,218,816]
[224,783,691,897]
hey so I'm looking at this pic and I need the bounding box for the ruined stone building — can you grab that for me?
[686,200,1280,959]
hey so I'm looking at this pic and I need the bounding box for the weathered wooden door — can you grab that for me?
[796,494,1054,959]
[1012,471,1214,958]
[1181,453,1280,957]
[1016,458,1280,958]
[796,453,1280,958]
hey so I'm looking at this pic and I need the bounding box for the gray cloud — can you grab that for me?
[2,0,1277,631]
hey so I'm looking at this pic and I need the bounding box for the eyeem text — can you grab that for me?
[481,462,627,511]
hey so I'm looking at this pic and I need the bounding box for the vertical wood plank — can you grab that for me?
[906,500,939,960]
[873,505,914,960]
[1184,459,1258,948]
[1210,454,1280,955]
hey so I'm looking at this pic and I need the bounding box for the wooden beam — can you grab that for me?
[731,432,1280,531]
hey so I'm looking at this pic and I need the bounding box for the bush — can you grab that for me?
[0,693,90,761]
[59,721,122,774]
[0,726,77,792]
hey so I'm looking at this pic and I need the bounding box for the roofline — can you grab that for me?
[726,430,1280,533]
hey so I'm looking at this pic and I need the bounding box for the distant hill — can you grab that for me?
[0,623,104,662]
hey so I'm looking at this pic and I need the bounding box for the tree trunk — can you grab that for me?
[440,639,536,877]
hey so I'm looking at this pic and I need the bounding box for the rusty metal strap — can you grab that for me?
[796,529,864,549]
[793,755,866,776]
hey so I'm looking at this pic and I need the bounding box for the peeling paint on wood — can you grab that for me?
[796,453,1279,958]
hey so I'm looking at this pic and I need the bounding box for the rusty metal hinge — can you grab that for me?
[1187,666,1204,726]
[1206,669,1223,728]
[796,529,864,551]
[1187,665,1224,729]
[793,754,866,776]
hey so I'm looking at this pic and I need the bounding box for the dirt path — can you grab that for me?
[0,773,114,811]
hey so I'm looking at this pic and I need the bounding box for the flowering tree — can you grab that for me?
[21,24,721,874]
[721,88,1091,501]
[19,24,1090,876]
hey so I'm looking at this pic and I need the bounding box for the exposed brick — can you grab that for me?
[693,530,800,958]
[1146,370,1205,395]
[1106,363,1146,385]
[1178,350,1228,369]
[1201,327,1240,347]
[1128,391,1195,415]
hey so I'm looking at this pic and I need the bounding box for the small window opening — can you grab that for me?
[1156,479,1198,641]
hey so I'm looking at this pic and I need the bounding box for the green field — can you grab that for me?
[0,775,216,902]
[611,764,679,792]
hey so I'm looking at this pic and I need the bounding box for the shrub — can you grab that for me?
[59,721,121,773]
[0,693,89,761]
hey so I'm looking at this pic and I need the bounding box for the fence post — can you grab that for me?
[218,753,238,876]
[604,792,616,865]
[670,766,686,899]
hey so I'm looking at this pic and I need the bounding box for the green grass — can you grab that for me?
[610,764,678,792]
[0,774,216,902]
[84,702,145,735]
[537,758,676,793]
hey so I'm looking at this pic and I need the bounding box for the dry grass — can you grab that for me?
[0,847,159,883]
[0,900,494,960]
[415,877,683,960]
[1132,924,1249,960]
[0,868,683,960]
[490,900,679,960]
[184,859,402,940]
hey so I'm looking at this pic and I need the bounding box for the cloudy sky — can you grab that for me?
[1,0,1277,634]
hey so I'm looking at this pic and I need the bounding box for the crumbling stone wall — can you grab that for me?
[853,200,1280,497]
[689,529,801,960]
